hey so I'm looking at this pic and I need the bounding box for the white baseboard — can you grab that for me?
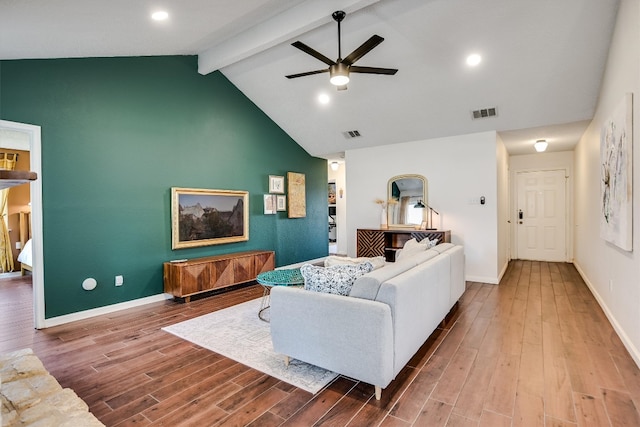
[498,261,509,283]
[466,275,499,284]
[42,293,174,328]
[573,262,640,369]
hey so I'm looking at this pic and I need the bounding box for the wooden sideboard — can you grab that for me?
[357,229,451,262]
[164,250,274,301]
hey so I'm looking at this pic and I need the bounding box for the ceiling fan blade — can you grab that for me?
[285,69,329,79]
[350,66,398,75]
[291,41,336,66]
[342,35,384,65]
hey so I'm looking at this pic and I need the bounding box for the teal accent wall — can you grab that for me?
[0,56,327,318]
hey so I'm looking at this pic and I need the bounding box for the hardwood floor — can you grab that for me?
[2,261,640,426]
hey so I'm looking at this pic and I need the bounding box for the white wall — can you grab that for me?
[573,0,640,365]
[345,131,500,283]
[509,151,574,261]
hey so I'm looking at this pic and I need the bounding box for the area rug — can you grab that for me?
[162,298,338,394]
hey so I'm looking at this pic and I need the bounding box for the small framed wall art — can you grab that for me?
[269,175,285,194]
[264,194,276,214]
[276,195,287,211]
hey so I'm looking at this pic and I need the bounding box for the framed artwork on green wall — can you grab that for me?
[264,194,276,214]
[171,187,249,249]
[269,175,285,193]
[276,195,287,211]
[287,172,306,218]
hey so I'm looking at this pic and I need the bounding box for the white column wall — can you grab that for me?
[345,131,500,283]
[496,134,510,280]
[573,0,640,365]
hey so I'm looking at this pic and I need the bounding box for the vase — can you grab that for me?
[380,207,388,229]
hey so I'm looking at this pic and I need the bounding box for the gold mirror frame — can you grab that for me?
[387,174,427,228]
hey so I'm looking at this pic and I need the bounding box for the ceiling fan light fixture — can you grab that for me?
[534,139,548,152]
[329,63,350,86]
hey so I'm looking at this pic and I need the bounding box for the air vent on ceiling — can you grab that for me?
[343,130,362,139]
[471,107,498,120]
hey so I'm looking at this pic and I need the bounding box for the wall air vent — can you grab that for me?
[471,107,498,120]
[342,130,361,139]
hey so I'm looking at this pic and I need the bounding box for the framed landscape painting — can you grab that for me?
[171,187,249,249]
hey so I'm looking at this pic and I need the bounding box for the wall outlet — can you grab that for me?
[609,279,613,292]
[115,275,124,287]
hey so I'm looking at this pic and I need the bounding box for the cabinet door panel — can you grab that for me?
[233,256,255,283]
[357,230,385,257]
[180,263,211,295]
[210,259,234,289]
[254,252,275,274]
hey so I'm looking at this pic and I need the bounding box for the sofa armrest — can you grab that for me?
[270,286,395,388]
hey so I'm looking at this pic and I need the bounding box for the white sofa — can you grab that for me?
[270,243,465,399]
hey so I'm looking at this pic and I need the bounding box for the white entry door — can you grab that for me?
[516,170,566,261]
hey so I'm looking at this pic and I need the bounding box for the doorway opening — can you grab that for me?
[0,120,44,329]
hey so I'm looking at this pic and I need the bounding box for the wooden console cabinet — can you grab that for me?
[164,250,275,301]
[357,229,451,262]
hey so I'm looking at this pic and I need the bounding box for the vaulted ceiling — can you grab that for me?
[0,0,620,159]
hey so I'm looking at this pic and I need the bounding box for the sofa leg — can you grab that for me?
[375,386,382,400]
[284,355,290,367]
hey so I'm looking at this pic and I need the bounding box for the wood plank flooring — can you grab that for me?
[2,261,640,426]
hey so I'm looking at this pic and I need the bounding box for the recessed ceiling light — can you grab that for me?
[534,139,548,152]
[151,11,169,21]
[318,93,330,105]
[466,54,482,66]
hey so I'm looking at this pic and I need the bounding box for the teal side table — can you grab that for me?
[256,268,304,321]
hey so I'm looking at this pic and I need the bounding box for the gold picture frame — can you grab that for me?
[287,172,306,218]
[171,187,249,249]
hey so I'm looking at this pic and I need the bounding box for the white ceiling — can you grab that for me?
[0,0,620,159]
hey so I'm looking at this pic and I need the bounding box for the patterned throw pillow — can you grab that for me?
[301,262,374,296]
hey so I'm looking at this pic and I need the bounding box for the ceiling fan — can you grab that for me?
[285,10,398,90]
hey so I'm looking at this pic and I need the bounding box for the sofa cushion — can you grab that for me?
[403,248,440,265]
[324,255,386,270]
[349,259,417,300]
[431,242,454,253]
[301,262,374,296]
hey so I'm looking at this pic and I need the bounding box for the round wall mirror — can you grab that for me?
[387,174,427,227]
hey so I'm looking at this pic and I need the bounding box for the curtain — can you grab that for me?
[0,152,18,272]
[399,196,410,224]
